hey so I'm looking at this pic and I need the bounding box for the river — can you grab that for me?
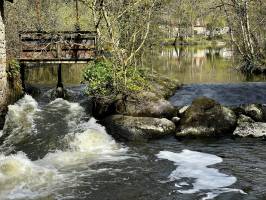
[1,46,266,200]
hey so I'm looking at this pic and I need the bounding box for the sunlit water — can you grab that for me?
[144,46,266,83]
[143,46,266,107]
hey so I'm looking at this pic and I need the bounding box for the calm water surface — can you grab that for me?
[144,46,266,83]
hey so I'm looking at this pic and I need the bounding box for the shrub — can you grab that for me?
[83,59,148,96]
[83,60,114,96]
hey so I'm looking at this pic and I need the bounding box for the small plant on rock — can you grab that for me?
[82,59,148,96]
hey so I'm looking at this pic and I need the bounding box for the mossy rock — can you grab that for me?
[177,97,237,137]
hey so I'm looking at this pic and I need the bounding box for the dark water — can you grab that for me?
[170,82,266,107]
[87,137,266,200]
[1,47,266,200]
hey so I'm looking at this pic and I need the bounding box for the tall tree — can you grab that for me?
[220,0,266,72]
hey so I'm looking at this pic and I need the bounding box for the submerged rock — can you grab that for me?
[177,97,237,137]
[233,122,266,137]
[102,115,176,141]
[51,87,69,99]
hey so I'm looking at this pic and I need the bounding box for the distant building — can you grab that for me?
[193,26,207,35]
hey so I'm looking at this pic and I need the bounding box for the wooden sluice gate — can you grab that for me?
[18,31,97,93]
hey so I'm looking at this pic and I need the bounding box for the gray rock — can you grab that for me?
[243,104,264,122]
[90,92,177,119]
[102,115,176,141]
[233,122,266,137]
[91,96,117,119]
[119,92,177,119]
[237,114,255,125]
[177,97,237,137]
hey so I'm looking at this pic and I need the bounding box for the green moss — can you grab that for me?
[7,59,20,81]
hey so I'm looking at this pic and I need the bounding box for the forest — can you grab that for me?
[5,0,266,92]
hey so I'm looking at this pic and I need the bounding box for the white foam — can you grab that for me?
[47,98,86,130]
[0,152,60,200]
[157,150,245,199]
[0,117,128,199]
[1,95,38,149]
[0,96,129,199]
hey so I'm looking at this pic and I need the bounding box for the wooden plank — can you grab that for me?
[19,31,97,62]
[20,58,94,65]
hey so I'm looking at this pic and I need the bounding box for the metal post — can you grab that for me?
[57,63,63,88]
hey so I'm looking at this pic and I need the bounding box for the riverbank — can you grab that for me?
[161,35,229,47]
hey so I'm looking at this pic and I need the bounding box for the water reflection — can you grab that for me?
[145,46,266,83]
[24,47,266,86]
[25,64,86,86]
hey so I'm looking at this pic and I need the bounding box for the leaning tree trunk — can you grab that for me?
[0,2,8,112]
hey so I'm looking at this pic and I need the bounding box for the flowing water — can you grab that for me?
[1,46,266,200]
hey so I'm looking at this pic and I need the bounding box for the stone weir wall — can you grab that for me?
[0,3,8,114]
[0,6,7,112]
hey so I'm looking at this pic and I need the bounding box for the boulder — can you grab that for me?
[237,114,255,125]
[91,96,118,119]
[91,92,178,119]
[244,104,264,121]
[119,92,177,119]
[234,104,265,122]
[102,115,176,141]
[233,122,266,137]
[177,97,237,137]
